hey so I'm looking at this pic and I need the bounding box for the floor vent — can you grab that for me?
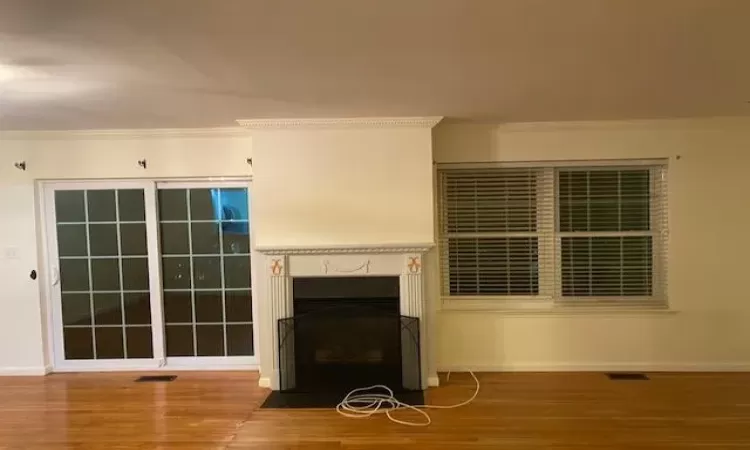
[135,375,177,383]
[606,373,649,381]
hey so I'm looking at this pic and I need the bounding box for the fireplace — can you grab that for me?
[277,277,420,392]
[259,245,434,391]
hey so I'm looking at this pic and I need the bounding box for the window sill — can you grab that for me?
[440,297,676,315]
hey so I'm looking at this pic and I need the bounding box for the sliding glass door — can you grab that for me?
[44,180,254,371]
[157,183,254,366]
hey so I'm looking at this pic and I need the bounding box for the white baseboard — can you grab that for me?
[427,375,440,387]
[52,365,259,373]
[437,362,750,372]
[258,376,272,388]
[0,366,49,376]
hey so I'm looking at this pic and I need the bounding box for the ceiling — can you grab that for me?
[0,0,749,130]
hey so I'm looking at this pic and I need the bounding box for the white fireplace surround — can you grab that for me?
[258,244,435,390]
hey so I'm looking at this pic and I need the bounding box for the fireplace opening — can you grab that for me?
[278,276,421,393]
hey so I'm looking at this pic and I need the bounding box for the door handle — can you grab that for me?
[51,267,60,286]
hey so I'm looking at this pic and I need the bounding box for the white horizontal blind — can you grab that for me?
[438,162,667,306]
[556,166,667,305]
[438,168,554,297]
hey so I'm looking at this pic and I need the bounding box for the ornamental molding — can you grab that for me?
[256,243,434,255]
[236,116,443,130]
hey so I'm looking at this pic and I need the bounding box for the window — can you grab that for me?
[438,162,667,307]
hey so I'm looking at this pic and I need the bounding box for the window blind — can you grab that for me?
[557,167,667,304]
[439,168,555,296]
[438,163,667,306]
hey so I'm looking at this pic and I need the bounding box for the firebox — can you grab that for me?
[277,276,421,393]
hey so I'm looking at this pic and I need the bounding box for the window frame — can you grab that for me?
[438,160,668,311]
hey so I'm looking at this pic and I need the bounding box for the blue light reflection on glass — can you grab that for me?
[211,188,249,235]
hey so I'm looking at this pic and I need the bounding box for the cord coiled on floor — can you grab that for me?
[335,371,479,426]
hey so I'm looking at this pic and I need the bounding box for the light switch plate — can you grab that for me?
[3,247,20,260]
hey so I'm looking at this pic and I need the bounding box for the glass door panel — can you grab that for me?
[158,185,254,361]
[50,185,155,364]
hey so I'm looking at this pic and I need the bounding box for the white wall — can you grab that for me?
[431,118,750,371]
[0,129,253,374]
[251,127,435,248]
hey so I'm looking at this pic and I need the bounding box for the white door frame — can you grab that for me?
[42,179,258,372]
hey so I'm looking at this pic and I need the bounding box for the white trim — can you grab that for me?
[258,376,272,388]
[166,356,257,368]
[155,180,249,189]
[438,159,669,170]
[437,362,750,372]
[257,243,434,255]
[427,375,440,387]
[52,363,259,373]
[237,116,443,130]
[0,366,50,376]
[0,127,249,140]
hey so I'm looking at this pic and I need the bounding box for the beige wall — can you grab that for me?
[0,130,253,374]
[251,127,435,248]
[1,117,749,375]
[431,118,750,370]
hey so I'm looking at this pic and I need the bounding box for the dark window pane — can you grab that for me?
[193,257,221,289]
[62,293,91,326]
[95,327,124,359]
[120,223,147,256]
[222,226,250,254]
[158,189,188,221]
[118,189,145,222]
[57,225,87,257]
[63,327,94,360]
[225,290,252,322]
[122,258,149,290]
[55,190,86,222]
[227,324,253,356]
[196,325,224,356]
[160,223,189,255]
[223,255,250,289]
[93,293,122,325]
[558,169,650,232]
[163,292,192,323]
[166,325,194,356]
[87,190,117,222]
[91,259,120,291]
[124,293,151,325]
[195,291,223,323]
[191,222,220,254]
[126,327,153,358]
[561,236,652,297]
[162,257,191,290]
[60,259,90,292]
[189,189,215,221]
[89,224,119,256]
[448,237,538,295]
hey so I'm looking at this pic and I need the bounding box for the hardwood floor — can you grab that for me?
[1,371,750,449]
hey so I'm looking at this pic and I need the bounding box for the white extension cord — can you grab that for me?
[335,371,479,426]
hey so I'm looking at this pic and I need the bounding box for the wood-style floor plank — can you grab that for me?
[2,372,750,449]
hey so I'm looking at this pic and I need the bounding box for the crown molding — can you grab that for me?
[0,127,250,141]
[256,243,435,255]
[236,116,443,130]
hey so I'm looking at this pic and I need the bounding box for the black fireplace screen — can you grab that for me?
[278,314,421,392]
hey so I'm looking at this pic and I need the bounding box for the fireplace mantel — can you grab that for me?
[257,243,436,390]
[256,243,434,255]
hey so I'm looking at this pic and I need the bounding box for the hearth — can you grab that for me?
[277,276,421,393]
